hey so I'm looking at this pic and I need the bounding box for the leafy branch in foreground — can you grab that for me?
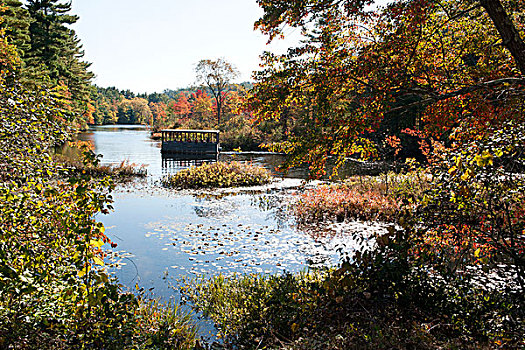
[0,16,198,347]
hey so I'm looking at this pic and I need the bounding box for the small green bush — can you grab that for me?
[163,161,272,189]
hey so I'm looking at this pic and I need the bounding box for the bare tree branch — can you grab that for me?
[388,77,525,113]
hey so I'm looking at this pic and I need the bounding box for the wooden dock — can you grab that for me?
[161,129,220,158]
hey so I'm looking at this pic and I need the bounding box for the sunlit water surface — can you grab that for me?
[82,125,383,337]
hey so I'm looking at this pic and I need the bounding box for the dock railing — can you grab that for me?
[161,129,220,157]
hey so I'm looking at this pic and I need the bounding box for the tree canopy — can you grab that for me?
[249,0,525,175]
[0,0,94,127]
[195,58,240,129]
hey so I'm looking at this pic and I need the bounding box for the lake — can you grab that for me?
[82,125,382,303]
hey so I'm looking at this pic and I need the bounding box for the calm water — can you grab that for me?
[82,125,381,300]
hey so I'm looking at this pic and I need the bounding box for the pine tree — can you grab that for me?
[23,0,94,124]
[25,0,77,79]
[0,0,31,56]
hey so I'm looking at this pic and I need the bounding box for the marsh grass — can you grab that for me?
[163,161,272,189]
[294,170,431,224]
[131,299,199,350]
[55,154,147,179]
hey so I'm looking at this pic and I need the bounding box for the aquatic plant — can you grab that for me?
[293,169,431,224]
[55,151,147,179]
[163,161,272,189]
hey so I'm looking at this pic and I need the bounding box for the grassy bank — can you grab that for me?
[184,268,523,349]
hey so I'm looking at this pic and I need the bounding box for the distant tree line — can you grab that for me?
[90,82,284,151]
[90,83,252,126]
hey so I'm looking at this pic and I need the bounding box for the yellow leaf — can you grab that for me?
[78,265,90,277]
[291,323,299,333]
[475,155,484,167]
[93,256,104,266]
[461,170,471,181]
[90,239,104,248]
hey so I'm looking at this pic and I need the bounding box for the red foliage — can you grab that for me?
[294,185,400,223]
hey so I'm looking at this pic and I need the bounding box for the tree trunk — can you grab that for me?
[217,100,221,129]
[480,0,525,76]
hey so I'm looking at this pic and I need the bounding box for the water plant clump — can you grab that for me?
[294,184,400,223]
[163,161,272,189]
[55,142,147,180]
[65,158,147,178]
[293,170,430,224]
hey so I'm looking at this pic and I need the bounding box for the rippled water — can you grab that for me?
[83,125,382,301]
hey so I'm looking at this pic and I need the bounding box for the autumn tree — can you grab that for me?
[116,97,151,124]
[190,89,213,123]
[249,0,525,293]
[195,58,239,129]
[171,93,192,118]
[249,0,525,175]
[149,101,168,130]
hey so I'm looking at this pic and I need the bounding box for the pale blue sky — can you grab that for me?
[71,0,301,94]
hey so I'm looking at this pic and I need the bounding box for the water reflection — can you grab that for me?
[192,196,238,219]
[80,125,384,302]
[161,156,215,176]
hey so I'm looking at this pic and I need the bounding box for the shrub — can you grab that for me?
[414,122,525,288]
[163,161,272,189]
[183,268,504,349]
[294,184,400,223]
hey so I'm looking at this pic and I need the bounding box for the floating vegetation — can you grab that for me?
[138,191,387,279]
[162,161,272,189]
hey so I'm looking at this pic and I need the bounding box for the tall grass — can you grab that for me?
[131,299,199,350]
[55,154,147,179]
